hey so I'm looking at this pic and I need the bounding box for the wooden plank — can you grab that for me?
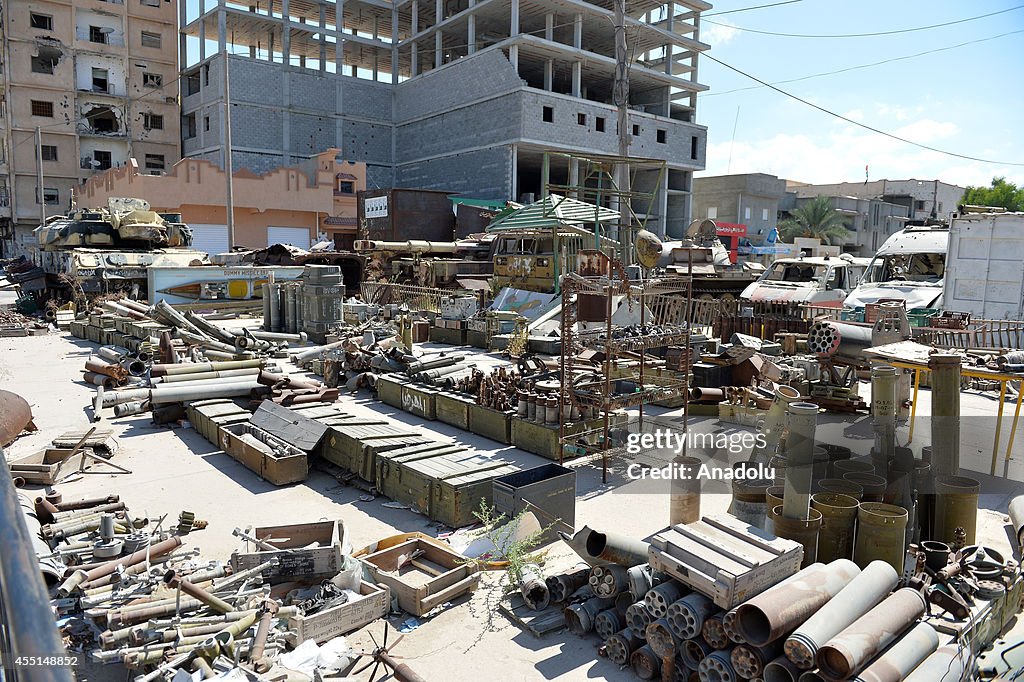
[500,595,567,637]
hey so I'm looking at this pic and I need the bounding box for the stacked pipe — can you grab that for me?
[263,281,303,334]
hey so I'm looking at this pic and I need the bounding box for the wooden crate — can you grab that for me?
[219,423,308,485]
[431,461,522,528]
[375,444,468,500]
[648,514,803,609]
[7,448,84,484]
[231,520,345,584]
[392,451,519,526]
[361,538,480,616]
[376,373,405,409]
[402,384,438,420]
[351,435,434,483]
[511,417,607,460]
[321,422,421,477]
[468,404,513,444]
[187,399,249,443]
[435,392,473,430]
[287,580,390,644]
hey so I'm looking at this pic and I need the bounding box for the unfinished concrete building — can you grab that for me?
[179,0,710,237]
[0,0,181,256]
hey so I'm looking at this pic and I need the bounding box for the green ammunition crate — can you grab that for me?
[375,443,467,500]
[468,404,513,444]
[321,423,421,476]
[189,400,251,443]
[351,435,434,482]
[402,383,438,420]
[69,321,86,338]
[511,417,611,460]
[376,373,405,409]
[289,404,350,421]
[466,329,488,349]
[391,452,520,527]
[435,392,474,430]
[429,326,467,346]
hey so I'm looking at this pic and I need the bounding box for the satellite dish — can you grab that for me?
[634,230,663,269]
[686,218,718,239]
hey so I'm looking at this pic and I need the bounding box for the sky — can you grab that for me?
[693,0,1024,188]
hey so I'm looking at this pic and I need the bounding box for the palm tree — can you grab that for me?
[778,196,852,246]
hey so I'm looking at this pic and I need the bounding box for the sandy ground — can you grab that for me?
[2,320,1023,680]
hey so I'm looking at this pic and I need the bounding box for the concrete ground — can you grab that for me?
[2,322,1023,680]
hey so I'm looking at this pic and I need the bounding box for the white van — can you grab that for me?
[740,254,870,306]
[844,225,949,310]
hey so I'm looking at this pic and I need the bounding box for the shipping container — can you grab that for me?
[358,189,456,242]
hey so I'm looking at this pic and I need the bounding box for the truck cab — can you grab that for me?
[844,225,949,311]
[740,255,868,306]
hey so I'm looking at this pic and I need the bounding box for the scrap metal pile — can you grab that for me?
[21,488,388,679]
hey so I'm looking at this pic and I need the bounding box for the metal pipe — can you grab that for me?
[261,282,272,331]
[257,369,322,390]
[1009,495,1024,551]
[185,312,238,344]
[243,329,307,343]
[151,300,205,336]
[0,446,75,681]
[83,371,115,388]
[164,570,234,613]
[902,644,967,682]
[152,376,262,391]
[85,356,128,381]
[582,526,650,567]
[764,655,803,682]
[58,536,182,596]
[102,300,148,320]
[117,298,152,315]
[293,339,349,363]
[783,402,819,521]
[354,239,460,253]
[284,285,297,334]
[158,368,262,383]
[850,621,938,682]
[210,559,280,594]
[929,354,961,478]
[871,365,897,478]
[268,283,282,332]
[176,329,240,355]
[202,350,255,361]
[151,359,265,377]
[815,588,927,680]
[55,494,119,512]
[735,560,861,646]
[785,560,899,669]
[96,346,131,363]
[751,386,801,463]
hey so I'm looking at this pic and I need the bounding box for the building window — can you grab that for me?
[337,180,354,194]
[40,145,58,161]
[141,31,162,48]
[595,117,605,132]
[202,64,210,86]
[203,116,210,132]
[30,13,53,30]
[762,208,769,221]
[144,154,165,170]
[656,129,666,144]
[31,47,60,74]
[915,200,925,210]
[31,100,54,117]
[690,136,698,160]
[39,188,59,205]
[744,207,751,220]
[542,106,553,123]
[707,206,717,219]
[143,113,164,130]
[89,26,108,44]
[183,113,196,139]
[92,67,109,93]
[93,150,112,170]
[141,0,160,6]
[143,72,163,87]
[632,124,640,137]
[577,113,586,126]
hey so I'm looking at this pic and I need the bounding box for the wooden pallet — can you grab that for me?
[500,594,566,637]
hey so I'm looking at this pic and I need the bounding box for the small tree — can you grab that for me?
[963,177,1024,212]
[779,195,852,246]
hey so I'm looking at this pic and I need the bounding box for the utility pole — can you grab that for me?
[613,0,631,263]
[35,127,45,226]
[223,50,236,248]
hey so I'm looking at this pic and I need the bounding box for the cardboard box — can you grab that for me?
[361,538,480,616]
[287,580,390,644]
[231,520,346,584]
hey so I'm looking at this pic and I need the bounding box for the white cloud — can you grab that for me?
[703,21,739,46]
[702,121,1024,188]
[842,109,865,122]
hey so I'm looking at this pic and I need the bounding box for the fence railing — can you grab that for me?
[361,282,487,313]
[0,447,75,682]
[919,319,1024,350]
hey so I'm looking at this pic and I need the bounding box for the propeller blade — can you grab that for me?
[382,622,389,649]
[352,660,374,675]
[369,660,382,681]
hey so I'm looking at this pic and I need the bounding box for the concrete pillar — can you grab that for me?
[411,0,419,75]
[568,159,579,199]
[545,13,553,40]
[319,5,327,70]
[467,0,476,54]
[658,172,669,237]
[510,144,518,201]
[544,60,553,90]
[199,20,206,61]
[392,6,399,83]
[180,0,189,67]
[509,0,520,70]
[573,13,582,48]
[282,0,291,66]
[571,13,582,96]
[435,0,443,67]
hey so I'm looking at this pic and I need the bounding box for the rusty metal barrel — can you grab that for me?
[764,486,785,533]
[667,592,716,640]
[564,596,614,634]
[854,503,908,574]
[815,588,927,680]
[646,618,683,658]
[731,642,783,680]
[699,648,739,682]
[595,608,627,639]
[784,560,899,669]
[735,560,860,646]
[631,644,662,680]
[763,655,803,682]
[729,462,773,528]
[833,459,874,477]
[645,581,688,619]
[811,493,858,562]
[816,478,863,500]
[671,455,703,525]
[701,611,730,649]
[842,472,887,502]
[681,636,713,670]
[770,505,822,568]
[933,475,980,545]
[849,621,939,682]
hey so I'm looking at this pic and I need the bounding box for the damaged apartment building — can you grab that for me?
[0,0,180,256]
[179,0,710,237]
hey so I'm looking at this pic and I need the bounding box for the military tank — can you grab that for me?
[30,197,208,301]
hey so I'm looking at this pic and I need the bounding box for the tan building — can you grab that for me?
[79,149,366,253]
[0,0,180,256]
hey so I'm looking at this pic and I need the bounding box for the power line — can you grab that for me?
[701,29,1024,97]
[702,51,1024,166]
[705,0,803,18]
[703,4,1024,38]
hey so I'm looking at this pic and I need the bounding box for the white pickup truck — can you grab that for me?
[740,254,870,306]
[843,225,949,311]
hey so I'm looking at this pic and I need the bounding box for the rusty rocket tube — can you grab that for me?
[815,588,927,680]
[784,560,899,669]
[735,559,860,646]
